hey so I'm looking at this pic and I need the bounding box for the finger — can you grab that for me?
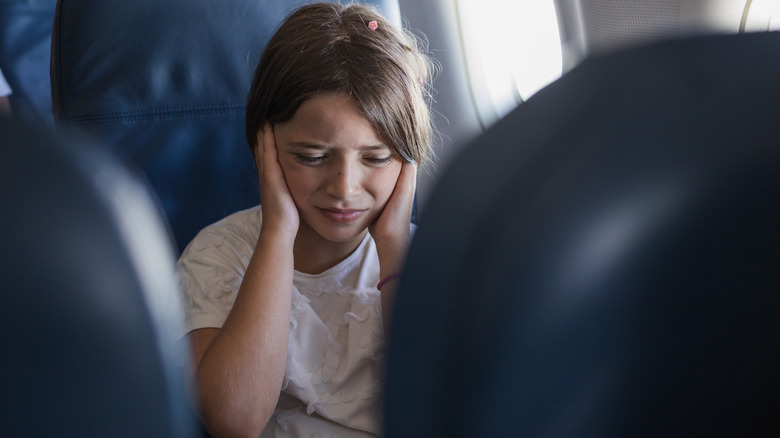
[254,135,262,174]
[373,160,417,234]
[393,160,418,213]
[254,124,268,175]
[255,123,278,182]
[262,123,277,165]
[399,160,418,194]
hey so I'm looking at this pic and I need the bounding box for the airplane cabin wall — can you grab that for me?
[556,0,780,71]
[398,0,483,213]
[404,0,780,216]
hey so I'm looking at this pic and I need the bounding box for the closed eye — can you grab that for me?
[295,154,326,166]
[364,156,394,166]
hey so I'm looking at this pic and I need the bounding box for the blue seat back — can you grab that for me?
[51,0,401,252]
[0,0,57,125]
[0,118,195,437]
[387,31,780,437]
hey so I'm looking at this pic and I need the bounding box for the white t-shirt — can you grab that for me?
[178,206,402,437]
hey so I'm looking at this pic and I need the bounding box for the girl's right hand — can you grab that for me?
[255,123,299,240]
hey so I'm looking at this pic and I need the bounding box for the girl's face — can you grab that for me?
[274,92,403,253]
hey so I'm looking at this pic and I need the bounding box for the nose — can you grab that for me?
[325,158,361,199]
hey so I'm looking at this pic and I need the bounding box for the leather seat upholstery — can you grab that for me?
[0,118,195,437]
[386,31,780,437]
[51,0,402,252]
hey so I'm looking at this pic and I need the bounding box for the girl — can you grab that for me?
[176,2,435,437]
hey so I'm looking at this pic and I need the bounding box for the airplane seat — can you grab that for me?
[0,118,196,437]
[386,31,780,437]
[0,0,58,125]
[50,0,402,253]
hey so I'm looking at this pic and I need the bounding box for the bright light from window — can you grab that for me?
[745,0,780,31]
[457,0,562,126]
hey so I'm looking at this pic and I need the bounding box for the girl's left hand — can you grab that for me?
[369,160,418,275]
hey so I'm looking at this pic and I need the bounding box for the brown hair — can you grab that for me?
[245,2,435,166]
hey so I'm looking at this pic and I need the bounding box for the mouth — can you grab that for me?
[318,208,366,224]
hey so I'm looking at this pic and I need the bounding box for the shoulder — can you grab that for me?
[178,206,262,268]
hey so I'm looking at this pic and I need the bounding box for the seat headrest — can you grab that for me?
[0,119,195,437]
[387,31,780,437]
[51,0,403,251]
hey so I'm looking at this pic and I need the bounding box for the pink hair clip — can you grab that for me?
[368,20,378,31]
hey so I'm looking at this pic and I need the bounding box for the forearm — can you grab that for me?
[377,238,408,337]
[195,230,294,437]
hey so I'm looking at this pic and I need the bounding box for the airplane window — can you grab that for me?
[455,0,562,127]
[743,0,780,31]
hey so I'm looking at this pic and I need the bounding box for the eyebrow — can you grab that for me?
[286,142,390,152]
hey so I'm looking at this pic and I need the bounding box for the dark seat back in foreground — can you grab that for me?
[0,119,195,437]
[386,32,780,437]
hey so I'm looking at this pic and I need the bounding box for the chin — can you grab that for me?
[318,225,368,244]
[300,215,367,244]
